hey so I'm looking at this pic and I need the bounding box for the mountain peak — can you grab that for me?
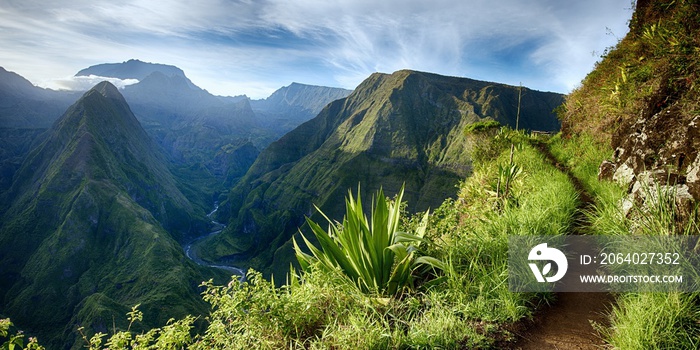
[57,80,143,145]
[92,80,123,100]
[252,82,352,116]
[76,59,186,80]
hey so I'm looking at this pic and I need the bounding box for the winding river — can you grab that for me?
[184,203,245,277]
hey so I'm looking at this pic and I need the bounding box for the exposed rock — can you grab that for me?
[605,106,700,220]
[612,162,635,189]
[598,160,617,181]
[620,169,694,218]
[686,147,700,196]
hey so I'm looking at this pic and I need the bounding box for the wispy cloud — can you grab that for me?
[0,0,633,98]
[45,75,139,91]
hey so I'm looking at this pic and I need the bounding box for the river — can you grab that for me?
[184,203,245,277]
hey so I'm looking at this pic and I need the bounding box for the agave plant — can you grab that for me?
[293,186,444,296]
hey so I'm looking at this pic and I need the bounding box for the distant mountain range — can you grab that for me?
[0,60,352,190]
[203,69,564,278]
[0,61,351,347]
[0,67,80,128]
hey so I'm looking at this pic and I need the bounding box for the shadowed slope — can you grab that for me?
[0,82,212,348]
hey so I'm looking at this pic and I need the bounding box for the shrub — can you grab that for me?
[464,120,501,135]
[294,185,444,296]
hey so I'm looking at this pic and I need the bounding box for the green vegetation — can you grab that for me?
[548,133,626,219]
[0,82,224,348]
[552,2,700,347]
[605,293,700,349]
[601,198,700,349]
[548,133,700,349]
[294,186,442,296]
[1,318,44,350]
[463,119,501,134]
[209,70,563,279]
[8,1,700,346]
[561,0,700,142]
[3,127,577,349]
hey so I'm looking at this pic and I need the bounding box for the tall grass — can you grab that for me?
[605,293,700,349]
[598,185,700,349]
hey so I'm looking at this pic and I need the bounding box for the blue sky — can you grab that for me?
[0,0,633,98]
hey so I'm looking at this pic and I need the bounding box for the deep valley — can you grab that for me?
[2,1,700,348]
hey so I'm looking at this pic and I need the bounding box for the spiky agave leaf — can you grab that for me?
[293,184,445,295]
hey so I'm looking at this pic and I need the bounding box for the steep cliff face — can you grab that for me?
[561,0,700,212]
[207,70,563,277]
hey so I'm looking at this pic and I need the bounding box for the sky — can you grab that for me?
[0,0,634,99]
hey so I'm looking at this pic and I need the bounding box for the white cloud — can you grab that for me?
[256,0,633,91]
[0,0,634,97]
[41,75,139,91]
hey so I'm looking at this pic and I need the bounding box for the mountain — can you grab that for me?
[0,68,77,211]
[1,62,351,192]
[252,82,352,115]
[120,70,244,126]
[0,67,79,128]
[0,82,215,347]
[251,83,352,136]
[76,59,188,81]
[204,70,564,277]
[0,128,45,193]
[76,61,350,189]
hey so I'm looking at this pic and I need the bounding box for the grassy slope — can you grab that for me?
[41,129,578,349]
[205,70,564,279]
[561,0,700,143]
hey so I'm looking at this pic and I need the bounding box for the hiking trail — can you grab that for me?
[510,141,616,350]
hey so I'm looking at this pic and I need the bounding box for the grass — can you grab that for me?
[596,185,700,349]
[604,293,700,350]
[546,132,700,349]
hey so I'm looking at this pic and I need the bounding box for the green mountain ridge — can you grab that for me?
[207,69,564,278]
[0,67,80,128]
[0,82,217,348]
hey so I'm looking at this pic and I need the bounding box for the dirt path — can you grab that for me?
[510,141,616,349]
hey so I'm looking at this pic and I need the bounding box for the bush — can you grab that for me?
[464,120,501,135]
[294,185,444,296]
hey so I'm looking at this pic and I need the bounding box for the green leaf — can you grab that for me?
[295,184,447,296]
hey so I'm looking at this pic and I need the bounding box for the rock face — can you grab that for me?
[598,160,617,181]
[605,111,700,216]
